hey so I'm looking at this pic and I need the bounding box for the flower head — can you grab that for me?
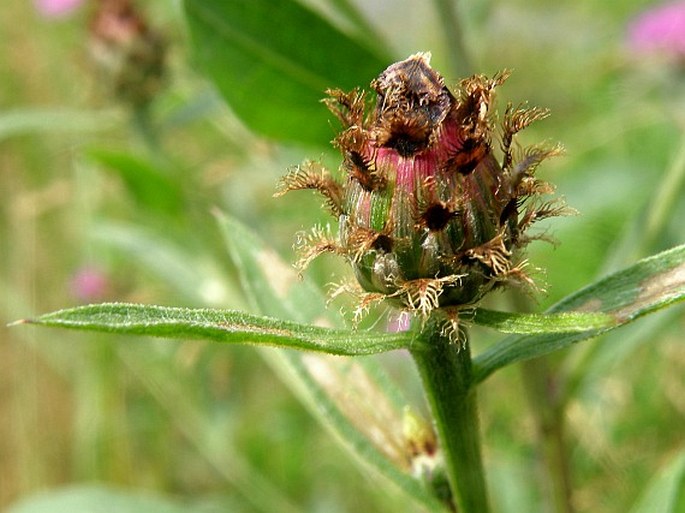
[627,1,685,59]
[277,54,565,327]
[70,266,110,302]
[89,0,167,107]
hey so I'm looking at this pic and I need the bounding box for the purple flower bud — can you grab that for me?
[89,0,167,107]
[277,54,566,322]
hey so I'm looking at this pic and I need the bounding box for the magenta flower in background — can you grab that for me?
[70,266,110,302]
[34,0,84,18]
[628,0,685,57]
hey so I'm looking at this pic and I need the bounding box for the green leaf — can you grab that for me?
[629,451,685,513]
[183,0,390,147]
[90,221,237,308]
[0,108,119,140]
[86,149,184,216]
[214,211,334,324]
[20,302,415,356]
[473,244,685,384]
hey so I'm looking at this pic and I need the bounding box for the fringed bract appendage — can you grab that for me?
[277,53,567,331]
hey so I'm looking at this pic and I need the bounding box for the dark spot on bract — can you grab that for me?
[461,138,478,151]
[347,150,379,190]
[422,204,454,231]
[372,234,393,253]
[499,198,518,226]
[349,150,368,170]
[388,136,423,156]
[449,139,488,175]
[378,112,432,157]
[456,158,479,175]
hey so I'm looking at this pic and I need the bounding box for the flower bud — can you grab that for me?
[277,53,565,321]
[89,0,167,107]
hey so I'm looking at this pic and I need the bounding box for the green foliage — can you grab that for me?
[184,0,391,147]
[0,109,119,140]
[23,238,685,373]
[6,486,227,513]
[216,212,447,511]
[473,243,685,383]
[86,149,184,216]
[629,451,685,513]
[3,0,685,512]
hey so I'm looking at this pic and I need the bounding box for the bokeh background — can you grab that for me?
[1,0,684,512]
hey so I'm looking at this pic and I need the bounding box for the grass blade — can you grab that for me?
[629,450,685,513]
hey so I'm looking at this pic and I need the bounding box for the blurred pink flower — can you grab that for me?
[627,1,685,57]
[34,0,84,18]
[70,266,110,302]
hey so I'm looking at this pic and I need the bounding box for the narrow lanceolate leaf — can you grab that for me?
[470,309,615,334]
[473,243,685,384]
[20,303,415,356]
[183,0,390,147]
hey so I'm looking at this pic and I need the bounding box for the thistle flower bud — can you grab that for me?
[89,0,167,107]
[277,53,566,322]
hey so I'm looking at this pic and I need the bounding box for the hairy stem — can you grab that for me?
[410,318,489,512]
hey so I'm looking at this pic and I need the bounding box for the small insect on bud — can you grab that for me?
[89,0,167,107]
[277,53,567,327]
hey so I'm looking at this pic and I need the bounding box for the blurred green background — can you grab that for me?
[1,0,683,512]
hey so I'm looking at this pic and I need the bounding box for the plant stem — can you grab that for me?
[131,104,161,156]
[521,358,575,513]
[509,290,574,513]
[431,0,474,77]
[410,317,489,513]
[644,130,685,249]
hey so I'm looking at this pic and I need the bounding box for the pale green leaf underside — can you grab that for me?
[628,450,685,513]
[470,309,615,334]
[19,304,623,356]
[0,109,119,140]
[6,485,204,513]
